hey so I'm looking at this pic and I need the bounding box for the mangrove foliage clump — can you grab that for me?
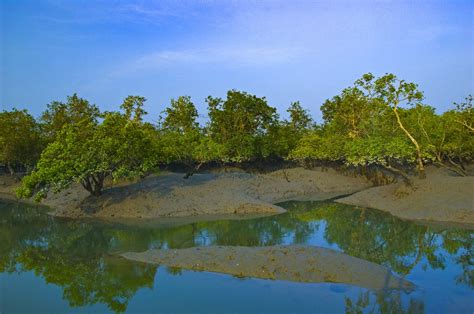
[0,73,470,200]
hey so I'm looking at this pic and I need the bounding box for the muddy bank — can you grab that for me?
[122,245,414,291]
[337,167,474,225]
[38,167,370,218]
[3,165,470,224]
[0,175,22,202]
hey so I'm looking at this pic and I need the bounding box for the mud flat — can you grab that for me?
[337,167,474,225]
[0,175,21,202]
[122,245,414,291]
[13,167,369,218]
[2,165,471,225]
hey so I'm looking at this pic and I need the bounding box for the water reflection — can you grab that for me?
[345,290,424,314]
[0,200,472,313]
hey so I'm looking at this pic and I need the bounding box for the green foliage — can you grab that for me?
[40,93,100,142]
[0,109,43,173]
[207,90,278,161]
[356,73,426,175]
[156,129,202,164]
[442,95,474,161]
[157,96,203,164]
[290,131,346,162]
[192,135,227,164]
[287,101,313,132]
[6,75,472,203]
[289,73,464,179]
[262,102,314,158]
[17,96,157,200]
[321,87,383,139]
[344,136,417,166]
[161,95,199,133]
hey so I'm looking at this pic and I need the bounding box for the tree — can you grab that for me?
[161,96,199,134]
[289,130,347,163]
[157,96,204,170]
[0,109,43,174]
[40,93,100,142]
[452,95,473,133]
[446,95,474,164]
[262,102,313,159]
[427,96,474,173]
[287,101,312,132]
[17,96,158,201]
[320,87,380,139]
[207,90,278,161]
[355,73,426,178]
[290,73,428,183]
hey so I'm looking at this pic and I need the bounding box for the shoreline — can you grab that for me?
[46,167,371,218]
[336,167,474,226]
[1,166,472,226]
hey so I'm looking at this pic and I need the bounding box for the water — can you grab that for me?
[0,200,472,313]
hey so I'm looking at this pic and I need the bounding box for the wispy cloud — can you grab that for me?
[116,3,190,19]
[108,1,468,78]
[132,45,304,68]
[38,0,201,25]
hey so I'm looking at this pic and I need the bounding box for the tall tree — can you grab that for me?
[355,73,426,177]
[0,109,43,174]
[157,96,202,168]
[287,101,312,132]
[40,93,100,142]
[17,96,158,201]
[207,90,278,161]
[161,96,199,134]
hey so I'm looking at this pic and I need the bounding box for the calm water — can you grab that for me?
[0,200,472,313]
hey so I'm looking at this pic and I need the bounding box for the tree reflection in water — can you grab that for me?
[0,199,472,313]
[345,290,424,314]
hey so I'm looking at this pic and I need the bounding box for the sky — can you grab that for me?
[1,0,473,123]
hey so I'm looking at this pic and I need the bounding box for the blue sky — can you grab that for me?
[1,0,473,123]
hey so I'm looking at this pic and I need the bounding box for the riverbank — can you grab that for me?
[1,165,472,225]
[336,166,474,225]
[0,175,22,202]
[0,167,371,218]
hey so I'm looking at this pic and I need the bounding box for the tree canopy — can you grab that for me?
[0,109,43,174]
[290,74,472,181]
[0,73,469,202]
[40,93,100,142]
[16,96,157,201]
[207,90,278,161]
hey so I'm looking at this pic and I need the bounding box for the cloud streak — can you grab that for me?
[131,45,304,68]
[112,0,464,77]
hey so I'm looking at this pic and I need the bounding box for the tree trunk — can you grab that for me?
[434,161,466,177]
[81,177,93,195]
[382,164,413,187]
[91,174,104,196]
[7,163,14,175]
[393,107,425,179]
[183,161,204,179]
[447,157,467,176]
[81,174,105,196]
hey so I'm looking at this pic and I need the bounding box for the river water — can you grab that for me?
[0,200,472,313]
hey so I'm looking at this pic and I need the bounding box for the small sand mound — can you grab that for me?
[337,167,474,225]
[122,245,414,292]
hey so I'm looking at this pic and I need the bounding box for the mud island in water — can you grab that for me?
[122,245,415,291]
